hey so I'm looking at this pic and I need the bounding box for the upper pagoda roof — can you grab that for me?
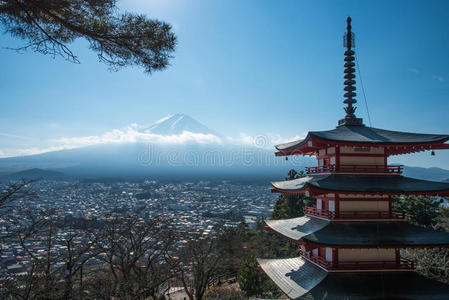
[275,125,449,156]
[265,216,449,247]
[258,257,449,299]
[271,174,449,196]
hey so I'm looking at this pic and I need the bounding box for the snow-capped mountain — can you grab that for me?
[0,113,307,179]
[141,114,219,136]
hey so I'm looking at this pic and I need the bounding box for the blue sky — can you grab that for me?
[0,0,449,168]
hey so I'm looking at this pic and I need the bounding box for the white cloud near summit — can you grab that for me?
[53,124,223,148]
[0,123,305,158]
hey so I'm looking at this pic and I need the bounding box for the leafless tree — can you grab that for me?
[177,234,223,300]
[0,179,35,211]
[93,211,177,299]
[4,208,101,299]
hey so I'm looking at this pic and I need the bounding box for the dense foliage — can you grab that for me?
[271,193,314,220]
[271,169,314,220]
[237,254,276,298]
[393,195,441,227]
[395,195,449,284]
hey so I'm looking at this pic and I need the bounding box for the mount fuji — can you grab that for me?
[141,114,219,136]
[1,114,448,181]
[0,114,305,180]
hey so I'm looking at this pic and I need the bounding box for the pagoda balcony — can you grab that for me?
[305,164,403,174]
[304,206,406,220]
[299,250,415,271]
[303,206,335,219]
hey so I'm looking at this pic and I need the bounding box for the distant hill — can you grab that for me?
[403,166,449,182]
[1,168,66,181]
[0,142,310,180]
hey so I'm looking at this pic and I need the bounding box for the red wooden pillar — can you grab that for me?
[332,247,338,268]
[395,248,400,264]
[319,247,325,258]
[335,194,340,218]
[335,146,340,172]
[389,196,393,218]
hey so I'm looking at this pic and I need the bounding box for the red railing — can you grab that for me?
[331,258,414,270]
[305,164,403,174]
[299,250,414,270]
[304,206,335,219]
[305,165,335,173]
[304,206,406,220]
[338,211,406,220]
[299,249,331,268]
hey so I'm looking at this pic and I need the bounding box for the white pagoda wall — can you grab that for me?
[339,156,384,166]
[339,201,389,212]
[338,248,395,262]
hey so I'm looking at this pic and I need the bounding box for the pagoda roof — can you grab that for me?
[265,216,449,247]
[271,174,449,196]
[275,125,449,156]
[304,221,449,247]
[265,216,329,242]
[258,257,449,299]
[257,257,327,299]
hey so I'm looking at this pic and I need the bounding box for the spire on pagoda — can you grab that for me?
[338,17,364,127]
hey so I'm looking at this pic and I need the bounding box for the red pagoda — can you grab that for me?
[258,17,449,299]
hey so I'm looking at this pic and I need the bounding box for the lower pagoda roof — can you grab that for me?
[265,216,449,247]
[258,257,449,299]
[257,257,327,299]
[271,174,449,196]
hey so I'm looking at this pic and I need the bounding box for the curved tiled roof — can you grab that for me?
[303,221,449,247]
[258,258,449,300]
[275,125,449,151]
[271,174,449,195]
[265,216,329,241]
[257,257,327,299]
[265,218,449,247]
[315,272,449,299]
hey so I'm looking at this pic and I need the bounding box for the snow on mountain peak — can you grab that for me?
[142,114,219,136]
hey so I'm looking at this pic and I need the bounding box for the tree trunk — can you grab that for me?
[79,265,84,300]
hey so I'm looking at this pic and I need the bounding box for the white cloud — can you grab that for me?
[0,124,304,158]
[432,74,444,82]
[408,68,419,74]
[52,125,223,148]
[0,132,30,140]
[226,133,305,149]
[0,146,68,158]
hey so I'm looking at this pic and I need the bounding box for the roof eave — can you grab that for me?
[275,135,449,156]
[271,186,449,197]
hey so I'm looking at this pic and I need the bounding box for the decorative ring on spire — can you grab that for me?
[343,17,357,117]
[338,17,364,126]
